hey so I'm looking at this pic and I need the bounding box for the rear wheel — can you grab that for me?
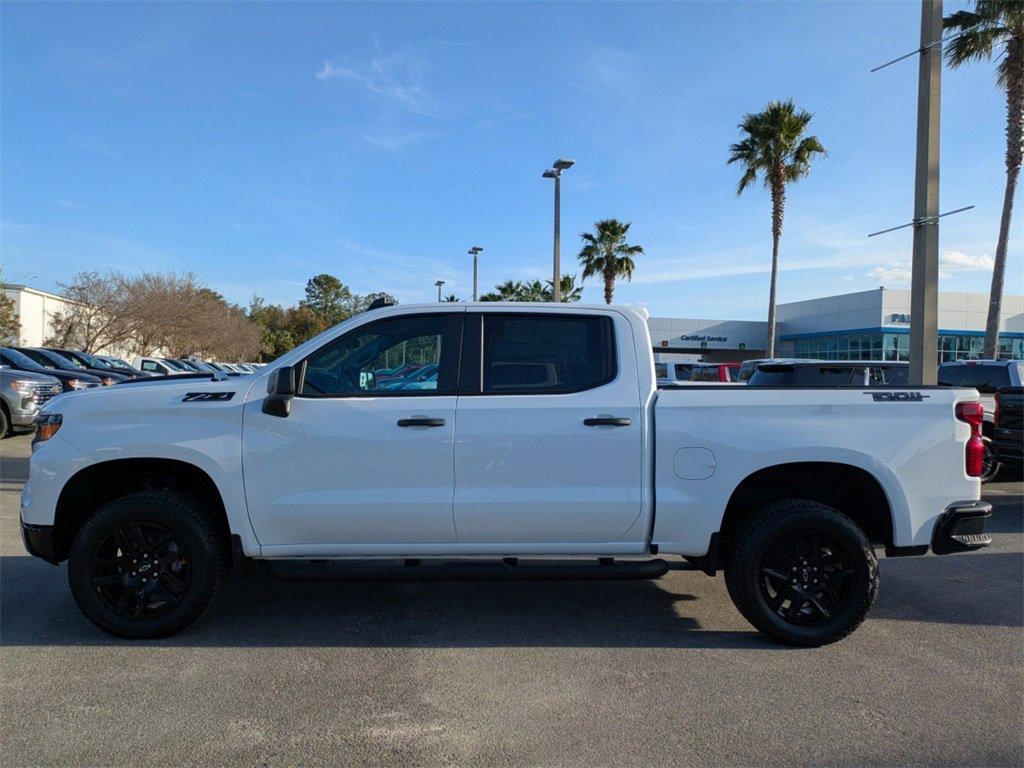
[68,490,226,638]
[725,499,878,646]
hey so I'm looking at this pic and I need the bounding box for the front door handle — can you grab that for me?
[397,417,446,428]
[583,417,631,427]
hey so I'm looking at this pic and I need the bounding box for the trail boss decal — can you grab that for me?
[182,392,235,402]
[865,391,930,402]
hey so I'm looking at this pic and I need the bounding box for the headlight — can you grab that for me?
[68,379,89,390]
[100,377,116,386]
[33,413,62,445]
[9,379,38,395]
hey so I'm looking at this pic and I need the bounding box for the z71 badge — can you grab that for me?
[865,391,930,402]
[182,392,235,402]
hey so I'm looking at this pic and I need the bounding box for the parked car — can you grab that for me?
[654,361,696,386]
[24,304,990,646]
[938,359,1023,424]
[748,361,909,387]
[379,363,439,390]
[0,366,62,437]
[736,358,808,382]
[96,355,152,377]
[132,357,186,376]
[938,360,1023,482]
[15,347,127,387]
[0,348,102,392]
[993,387,1023,474]
[53,349,147,380]
[688,362,741,382]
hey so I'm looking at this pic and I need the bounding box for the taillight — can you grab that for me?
[956,401,985,477]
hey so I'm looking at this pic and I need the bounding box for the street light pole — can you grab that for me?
[469,246,483,301]
[435,280,445,303]
[543,159,574,303]
[909,0,942,385]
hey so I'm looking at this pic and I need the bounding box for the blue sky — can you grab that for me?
[2,1,1020,317]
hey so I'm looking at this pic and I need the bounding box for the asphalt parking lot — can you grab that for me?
[1,433,1021,768]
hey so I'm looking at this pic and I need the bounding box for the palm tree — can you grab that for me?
[480,280,528,302]
[543,274,584,303]
[577,220,643,304]
[944,1,1023,359]
[727,99,826,358]
[442,294,460,302]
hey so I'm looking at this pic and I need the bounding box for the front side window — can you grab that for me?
[481,314,614,394]
[300,314,457,396]
[141,361,161,373]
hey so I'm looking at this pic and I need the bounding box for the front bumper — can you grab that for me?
[21,521,60,564]
[931,500,993,555]
[11,410,39,428]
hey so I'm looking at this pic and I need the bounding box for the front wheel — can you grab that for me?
[725,499,879,646]
[68,490,227,638]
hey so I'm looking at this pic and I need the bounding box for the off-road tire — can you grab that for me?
[68,490,227,638]
[725,499,879,647]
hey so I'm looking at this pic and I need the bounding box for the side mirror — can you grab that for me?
[263,365,296,417]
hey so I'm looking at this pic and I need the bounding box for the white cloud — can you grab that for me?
[315,47,444,118]
[868,261,912,285]
[867,250,994,286]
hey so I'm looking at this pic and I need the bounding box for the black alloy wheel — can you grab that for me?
[88,521,191,619]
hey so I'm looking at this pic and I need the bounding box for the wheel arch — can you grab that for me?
[53,458,231,563]
[720,462,895,550]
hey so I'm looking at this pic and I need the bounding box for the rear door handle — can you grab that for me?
[397,417,446,427]
[583,417,631,427]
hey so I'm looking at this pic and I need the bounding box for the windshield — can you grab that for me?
[162,359,190,371]
[103,357,133,370]
[21,348,84,371]
[1,347,48,371]
[75,350,110,368]
[59,349,108,369]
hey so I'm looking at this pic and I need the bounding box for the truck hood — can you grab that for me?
[40,373,257,418]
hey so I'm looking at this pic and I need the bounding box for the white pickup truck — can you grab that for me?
[22,303,992,645]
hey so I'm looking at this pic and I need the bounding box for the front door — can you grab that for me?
[243,311,464,551]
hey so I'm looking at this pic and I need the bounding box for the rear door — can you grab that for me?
[452,310,644,545]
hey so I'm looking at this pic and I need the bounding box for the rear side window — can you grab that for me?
[697,367,719,382]
[481,314,615,394]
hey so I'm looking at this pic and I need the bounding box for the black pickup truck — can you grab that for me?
[994,387,1023,473]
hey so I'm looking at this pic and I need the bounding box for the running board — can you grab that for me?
[267,557,683,582]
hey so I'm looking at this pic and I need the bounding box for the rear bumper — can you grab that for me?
[931,500,992,555]
[20,521,60,564]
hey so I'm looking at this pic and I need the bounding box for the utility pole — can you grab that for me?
[469,246,483,301]
[435,280,445,303]
[543,159,574,302]
[909,0,942,385]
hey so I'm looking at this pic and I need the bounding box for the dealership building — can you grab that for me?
[649,287,1024,363]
